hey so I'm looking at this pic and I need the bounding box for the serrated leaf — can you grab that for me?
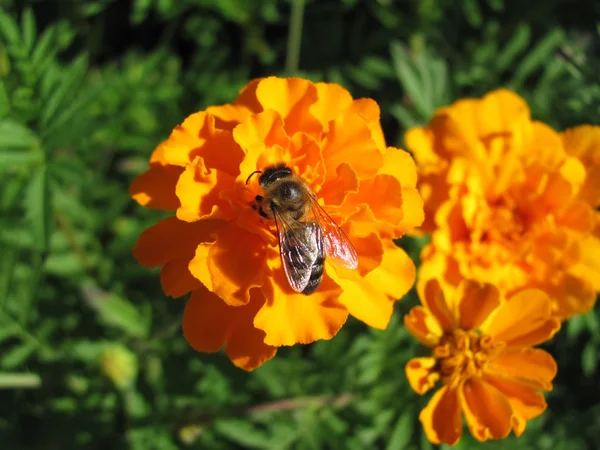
[390,104,421,129]
[390,41,431,119]
[496,24,530,71]
[82,284,150,338]
[40,54,88,130]
[582,341,597,377]
[0,10,19,46]
[214,419,272,449]
[0,119,40,152]
[387,412,414,450]
[511,28,565,88]
[26,165,53,252]
[1,342,38,369]
[21,8,36,55]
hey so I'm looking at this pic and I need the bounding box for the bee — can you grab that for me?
[246,163,359,295]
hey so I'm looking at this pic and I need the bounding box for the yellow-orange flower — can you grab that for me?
[405,279,560,445]
[130,77,424,370]
[407,89,600,320]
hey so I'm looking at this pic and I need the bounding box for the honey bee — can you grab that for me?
[246,163,359,295]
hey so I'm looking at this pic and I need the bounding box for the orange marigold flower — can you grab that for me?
[130,77,424,371]
[407,89,600,320]
[405,279,560,445]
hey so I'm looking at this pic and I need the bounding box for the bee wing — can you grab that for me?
[273,207,324,293]
[308,199,358,270]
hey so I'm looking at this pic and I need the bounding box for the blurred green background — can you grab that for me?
[1,0,600,448]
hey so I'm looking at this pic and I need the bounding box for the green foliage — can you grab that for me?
[1,0,599,448]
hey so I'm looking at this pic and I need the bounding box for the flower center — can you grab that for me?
[433,329,502,390]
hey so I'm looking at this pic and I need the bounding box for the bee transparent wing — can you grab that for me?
[308,199,358,270]
[273,207,324,293]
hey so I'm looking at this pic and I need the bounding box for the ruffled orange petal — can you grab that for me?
[164,112,244,176]
[322,112,383,180]
[188,221,267,306]
[176,157,236,222]
[460,378,513,442]
[255,77,322,137]
[129,142,182,210]
[455,280,500,331]
[405,357,440,395]
[233,109,289,155]
[483,374,548,437]
[569,235,600,292]
[183,286,277,371]
[206,78,263,131]
[487,347,557,390]
[404,306,443,347]
[481,289,560,346]
[254,255,347,346]
[334,242,415,329]
[160,252,203,298]
[377,148,418,188]
[309,82,353,131]
[419,385,462,445]
[319,163,359,206]
[347,98,386,151]
[133,217,223,268]
[421,279,454,333]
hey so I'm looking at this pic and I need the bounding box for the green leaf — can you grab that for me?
[511,28,565,87]
[462,0,483,28]
[1,342,38,369]
[0,9,19,46]
[386,412,414,450]
[496,24,530,71]
[0,246,16,306]
[40,54,88,130]
[25,165,53,252]
[390,41,432,119]
[21,8,36,55]
[214,419,272,448]
[82,283,150,338]
[0,119,40,152]
[0,80,9,117]
[581,341,597,377]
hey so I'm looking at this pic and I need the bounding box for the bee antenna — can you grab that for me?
[245,170,262,185]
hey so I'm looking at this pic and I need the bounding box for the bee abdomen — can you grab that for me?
[302,255,325,295]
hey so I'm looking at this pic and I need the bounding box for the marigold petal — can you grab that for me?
[341,174,404,230]
[419,385,462,445]
[405,126,437,167]
[570,235,600,292]
[160,253,203,298]
[189,222,267,306]
[133,217,222,268]
[397,186,425,235]
[347,98,386,151]
[545,272,596,320]
[483,374,548,437]
[404,306,443,346]
[309,82,353,130]
[487,347,557,390]
[481,289,560,346]
[455,280,500,331]
[421,279,454,333]
[164,112,244,175]
[206,78,263,131]
[183,286,277,371]
[378,147,418,187]
[255,77,322,136]
[233,109,289,153]
[406,357,440,395]
[254,260,346,346]
[322,112,383,180]
[460,378,513,442]
[319,163,359,206]
[334,243,415,329]
[176,157,235,222]
[129,142,182,210]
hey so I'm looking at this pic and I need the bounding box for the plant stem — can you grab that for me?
[285,0,306,74]
[0,373,42,389]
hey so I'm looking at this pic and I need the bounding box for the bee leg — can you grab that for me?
[255,195,264,202]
